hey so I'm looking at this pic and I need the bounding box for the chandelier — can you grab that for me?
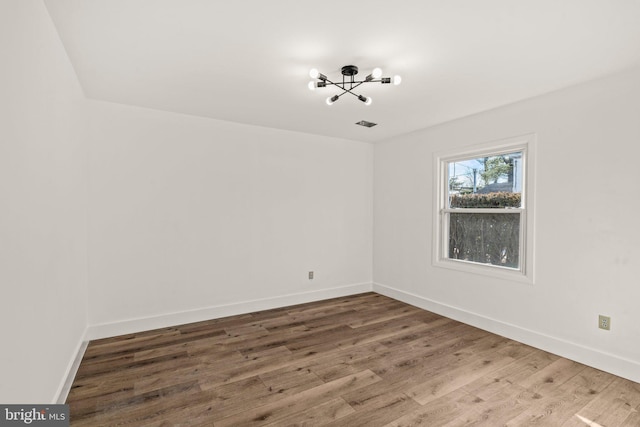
[308,65,401,106]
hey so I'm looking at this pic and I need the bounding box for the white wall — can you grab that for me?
[374,67,640,383]
[85,101,373,336]
[0,0,88,403]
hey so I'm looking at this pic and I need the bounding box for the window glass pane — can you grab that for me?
[448,212,520,268]
[448,152,523,208]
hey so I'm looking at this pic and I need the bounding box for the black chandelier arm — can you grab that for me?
[316,79,385,86]
[314,78,368,100]
[330,88,357,101]
[320,83,365,101]
[338,83,366,99]
[318,77,348,91]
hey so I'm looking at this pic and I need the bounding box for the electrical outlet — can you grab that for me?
[308,271,314,280]
[598,315,611,331]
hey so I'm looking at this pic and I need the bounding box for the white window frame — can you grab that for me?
[433,134,536,284]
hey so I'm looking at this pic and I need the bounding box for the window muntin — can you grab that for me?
[435,136,534,282]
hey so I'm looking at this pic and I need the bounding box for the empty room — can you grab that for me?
[2,0,640,425]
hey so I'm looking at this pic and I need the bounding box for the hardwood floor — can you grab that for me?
[67,293,640,426]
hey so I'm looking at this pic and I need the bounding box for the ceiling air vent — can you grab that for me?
[356,120,377,128]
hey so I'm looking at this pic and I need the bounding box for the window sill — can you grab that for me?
[434,257,534,285]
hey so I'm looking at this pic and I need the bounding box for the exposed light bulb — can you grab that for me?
[365,96,372,106]
[372,68,382,79]
[358,95,372,106]
[326,95,339,105]
[308,81,316,91]
[309,68,319,79]
[393,75,402,85]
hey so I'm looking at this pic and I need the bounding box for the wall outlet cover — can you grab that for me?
[598,315,611,331]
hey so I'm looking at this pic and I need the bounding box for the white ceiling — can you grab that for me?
[44,0,640,143]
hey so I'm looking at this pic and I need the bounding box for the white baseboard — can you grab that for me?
[54,329,89,404]
[373,282,640,384]
[87,282,373,340]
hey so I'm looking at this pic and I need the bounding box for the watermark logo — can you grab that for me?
[0,405,68,426]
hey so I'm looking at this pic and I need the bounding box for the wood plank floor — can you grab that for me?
[67,293,640,426]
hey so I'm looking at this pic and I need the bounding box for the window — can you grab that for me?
[434,134,535,282]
